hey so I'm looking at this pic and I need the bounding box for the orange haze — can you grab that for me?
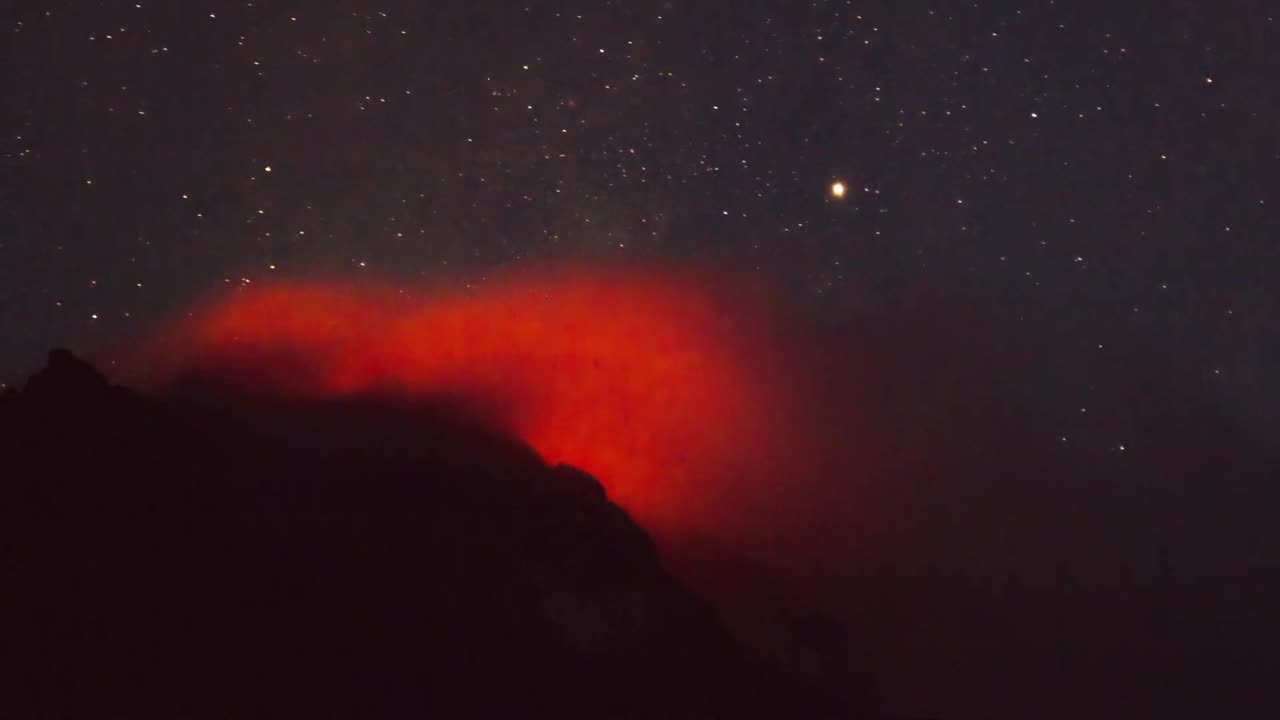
[134,266,837,540]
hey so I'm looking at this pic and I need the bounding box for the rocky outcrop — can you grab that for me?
[1,351,840,718]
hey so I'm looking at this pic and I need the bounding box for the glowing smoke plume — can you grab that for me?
[135,266,821,538]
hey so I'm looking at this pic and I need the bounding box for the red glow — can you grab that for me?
[138,267,807,533]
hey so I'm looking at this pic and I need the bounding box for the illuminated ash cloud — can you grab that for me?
[133,266,831,542]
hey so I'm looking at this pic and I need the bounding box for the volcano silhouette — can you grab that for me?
[2,350,865,718]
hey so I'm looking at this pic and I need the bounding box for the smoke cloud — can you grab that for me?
[116,262,1278,718]
[128,266,839,546]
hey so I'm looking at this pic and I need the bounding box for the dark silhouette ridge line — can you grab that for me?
[2,349,870,719]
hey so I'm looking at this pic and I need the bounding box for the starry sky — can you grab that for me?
[4,1,1279,446]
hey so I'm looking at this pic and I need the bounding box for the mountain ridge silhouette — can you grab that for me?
[2,349,866,718]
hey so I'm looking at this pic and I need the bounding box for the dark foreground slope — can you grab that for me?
[1,350,845,718]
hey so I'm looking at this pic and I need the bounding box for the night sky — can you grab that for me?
[4,2,1279,445]
[6,4,1280,717]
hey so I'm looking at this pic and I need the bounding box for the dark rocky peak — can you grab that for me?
[22,348,110,397]
[2,351,852,718]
